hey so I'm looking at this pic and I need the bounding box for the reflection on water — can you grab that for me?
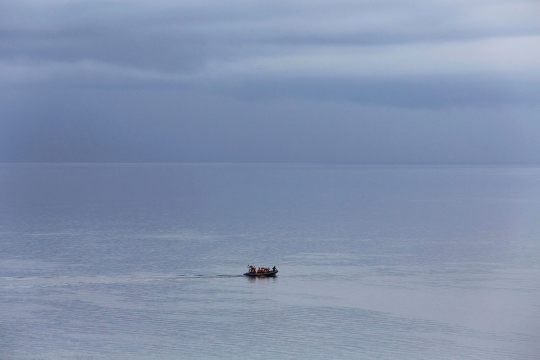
[246,275,278,283]
[1,164,540,359]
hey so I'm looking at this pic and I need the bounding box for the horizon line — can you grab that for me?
[1,161,539,167]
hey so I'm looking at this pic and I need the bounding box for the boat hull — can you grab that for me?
[243,270,278,277]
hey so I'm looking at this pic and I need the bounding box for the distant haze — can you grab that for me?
[1,0,539,163]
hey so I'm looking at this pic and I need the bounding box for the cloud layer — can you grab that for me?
[1,0,539,162]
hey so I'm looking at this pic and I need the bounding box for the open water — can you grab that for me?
[1,164,540,359]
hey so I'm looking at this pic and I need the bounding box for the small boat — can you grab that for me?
[244,265,278,277]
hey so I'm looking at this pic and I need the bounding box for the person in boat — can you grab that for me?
[272,266,276,272]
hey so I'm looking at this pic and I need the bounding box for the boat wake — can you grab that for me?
[0,273,245,288]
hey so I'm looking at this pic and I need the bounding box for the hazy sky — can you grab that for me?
[1,0,539,163]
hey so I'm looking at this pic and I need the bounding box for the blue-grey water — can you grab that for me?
[1,164,540,359]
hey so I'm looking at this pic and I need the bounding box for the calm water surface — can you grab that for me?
[1,164,539,359]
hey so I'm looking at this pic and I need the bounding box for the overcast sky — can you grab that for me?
[1,0,539,163]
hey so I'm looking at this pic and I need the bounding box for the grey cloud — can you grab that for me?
[1,86,539,163]
[1,0,539,163]
[223,75,540,108]
[1,26,207,73]
[2,0,539,75]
